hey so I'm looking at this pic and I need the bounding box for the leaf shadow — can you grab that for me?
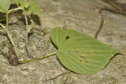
[50,38,58,50]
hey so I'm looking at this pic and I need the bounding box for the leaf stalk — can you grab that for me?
[4,12,19,58]
[19,52,56,64]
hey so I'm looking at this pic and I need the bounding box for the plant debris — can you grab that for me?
[102,0,126,15]
[7,45,18,66]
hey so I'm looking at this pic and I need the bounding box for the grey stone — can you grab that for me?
[0,0,126,84]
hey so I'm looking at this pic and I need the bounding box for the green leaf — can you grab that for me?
[21,2,30,8]
[12,0,30,8]
[12,0,21,6]
[12,0,20,4]
[0,0,11,13]
[12,0,41,16]
[27,19,33,33]
[24,0,41,17]
[50,27,120,74]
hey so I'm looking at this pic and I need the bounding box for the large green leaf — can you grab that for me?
[50,27,120,74]
[0,0,11,13]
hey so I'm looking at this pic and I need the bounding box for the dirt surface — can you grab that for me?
[0,0,126,84]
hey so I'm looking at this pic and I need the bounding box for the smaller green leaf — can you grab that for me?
[24,0,41,17]
[20,1,30,8]
[27,19,33,33]
[12,0,21,4]
[13,0,30,8]
[0,0,11,13]
[12,0,41,16]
